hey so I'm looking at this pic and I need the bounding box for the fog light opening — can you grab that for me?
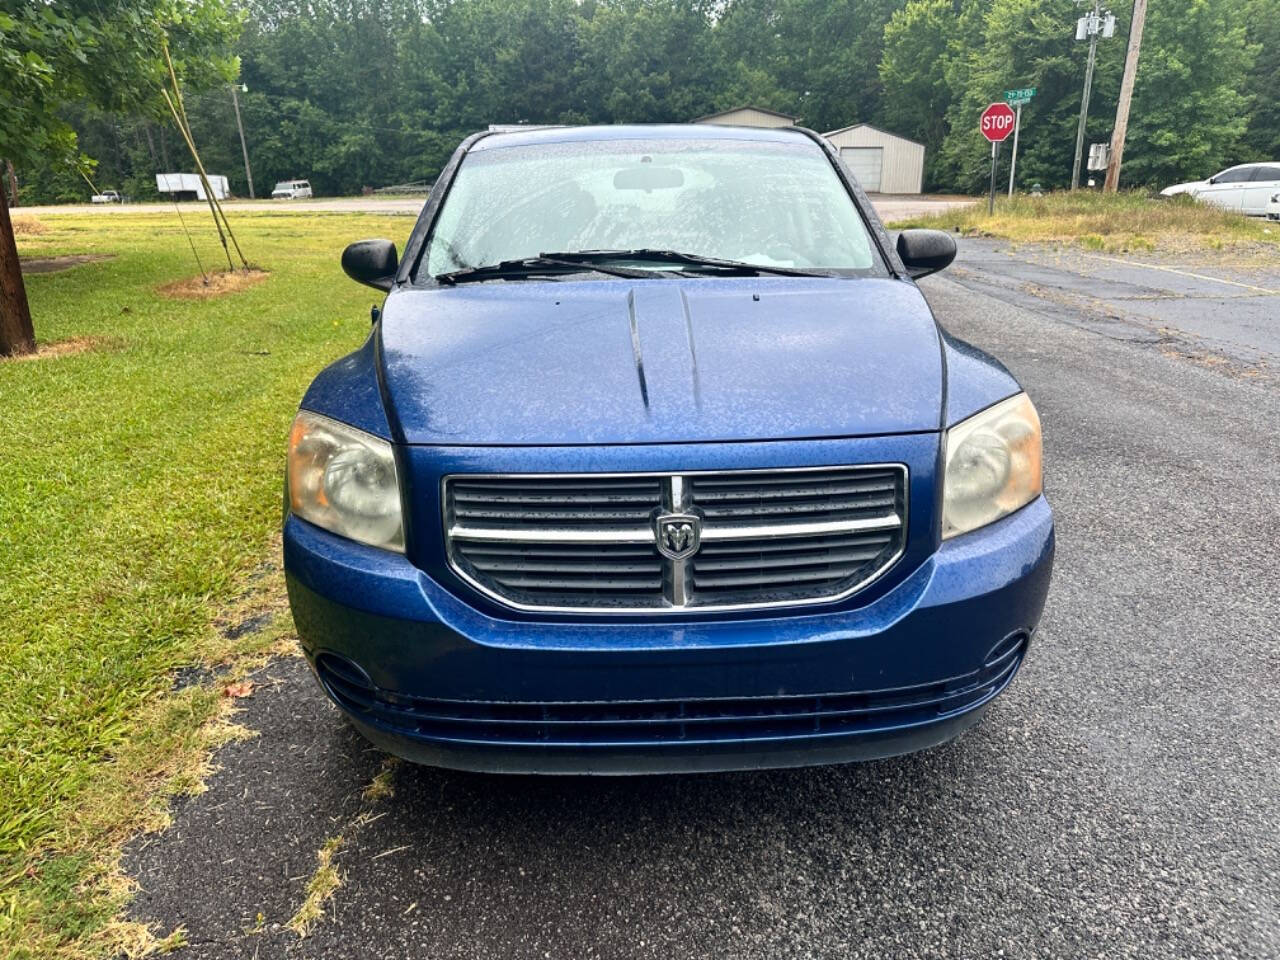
[314,651,377,713]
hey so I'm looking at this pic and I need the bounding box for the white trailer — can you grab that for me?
[155,172,230,201]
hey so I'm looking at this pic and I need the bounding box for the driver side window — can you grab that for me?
[1213,167,1253,184]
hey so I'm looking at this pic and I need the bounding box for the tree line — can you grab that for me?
[9,0,1279,204]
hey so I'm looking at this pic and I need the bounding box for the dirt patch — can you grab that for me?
[158,268,269,300]
[20,253,113,274]
[3,335,119,362]
[12,217,48,235]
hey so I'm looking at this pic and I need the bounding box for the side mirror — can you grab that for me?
[896,229,957,280]
[1207,177,1217,185]
[341,239,398,292]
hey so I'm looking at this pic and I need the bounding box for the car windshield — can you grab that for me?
[421,136,885,279]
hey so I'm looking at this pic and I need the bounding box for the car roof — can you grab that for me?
[468,123,815,153]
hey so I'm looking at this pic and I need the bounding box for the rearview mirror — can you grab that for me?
[896,229,957,280]
[614,166,685,191]
[341,239,398,292]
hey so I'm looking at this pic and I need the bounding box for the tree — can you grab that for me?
[6,0,1272,214]
[880,0,982,188]
[1119,0,1255,185]
[714,0,904,132]
[0,0,239,356]
[1239,0,1278,161]
[573,0,723,124]
[935,0,1127,193]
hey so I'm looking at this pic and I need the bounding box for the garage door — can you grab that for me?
[840,147,883,193]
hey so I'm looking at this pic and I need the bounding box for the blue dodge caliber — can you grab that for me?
[284,124,1054,774]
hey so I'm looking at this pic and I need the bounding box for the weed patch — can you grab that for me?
[287,758,399,938]
[888,191,1279,255]
[13,217,48,235]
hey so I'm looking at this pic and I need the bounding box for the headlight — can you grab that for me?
[942,393,1042,539]
[287,410,404,551]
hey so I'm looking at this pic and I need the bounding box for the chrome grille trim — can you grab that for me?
[699,514,900,541]
[442,465,908,614]
[450,525,656,543]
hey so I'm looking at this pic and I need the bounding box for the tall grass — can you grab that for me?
[889,191,1278,254]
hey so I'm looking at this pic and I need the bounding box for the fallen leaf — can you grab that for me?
[223,680,254,698]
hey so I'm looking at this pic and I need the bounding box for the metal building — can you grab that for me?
[822,124,925,194]
[692,106,801,129]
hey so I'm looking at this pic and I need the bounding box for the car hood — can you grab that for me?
[377,277,944,445]
[1160,180,1204,196]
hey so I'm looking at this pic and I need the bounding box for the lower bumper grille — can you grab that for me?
[313,634,1025,747]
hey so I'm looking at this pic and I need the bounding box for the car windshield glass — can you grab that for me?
[421,137,885,279]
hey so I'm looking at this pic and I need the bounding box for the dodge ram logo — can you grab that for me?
[656,513,701,561]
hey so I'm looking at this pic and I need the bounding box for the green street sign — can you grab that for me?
[1004,87,1037,105]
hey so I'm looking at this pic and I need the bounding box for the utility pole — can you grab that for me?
[1070,0,1100,192]
[230,83,255,199]
[1071,0,1101,190]
[1104,0,1147,191]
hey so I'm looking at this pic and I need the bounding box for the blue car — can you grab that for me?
[284,124,1054,774]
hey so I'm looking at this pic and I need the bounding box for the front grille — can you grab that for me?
[443,466,907,612]
[313,634,1025,746]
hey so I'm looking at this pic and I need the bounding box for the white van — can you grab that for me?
[271,179,313,200]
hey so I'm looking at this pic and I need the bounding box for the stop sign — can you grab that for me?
[980,102,1016,142]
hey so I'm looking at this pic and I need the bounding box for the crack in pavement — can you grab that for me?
[124,657,389,959]
[947,242,1279,377]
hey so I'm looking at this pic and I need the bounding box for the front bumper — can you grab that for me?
[285,496,1054,774]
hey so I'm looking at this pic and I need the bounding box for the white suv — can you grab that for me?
[271,179,313,200]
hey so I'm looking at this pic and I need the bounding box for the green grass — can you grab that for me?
[0,210,406,956]
[888,190,1280,255]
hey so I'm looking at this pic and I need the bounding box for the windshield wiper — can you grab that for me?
[541,248,832,278]
[434,256,651,285]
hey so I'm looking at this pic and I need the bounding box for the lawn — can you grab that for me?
[888,190,1280,255]
[0,209,408,957]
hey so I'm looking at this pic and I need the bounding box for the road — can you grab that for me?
[949,239,1280,371]
[123,241,1280,959]
[12,194,975,223]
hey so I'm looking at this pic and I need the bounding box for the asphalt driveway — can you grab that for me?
[123,240,1280,959]
[948,239,1280,372]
